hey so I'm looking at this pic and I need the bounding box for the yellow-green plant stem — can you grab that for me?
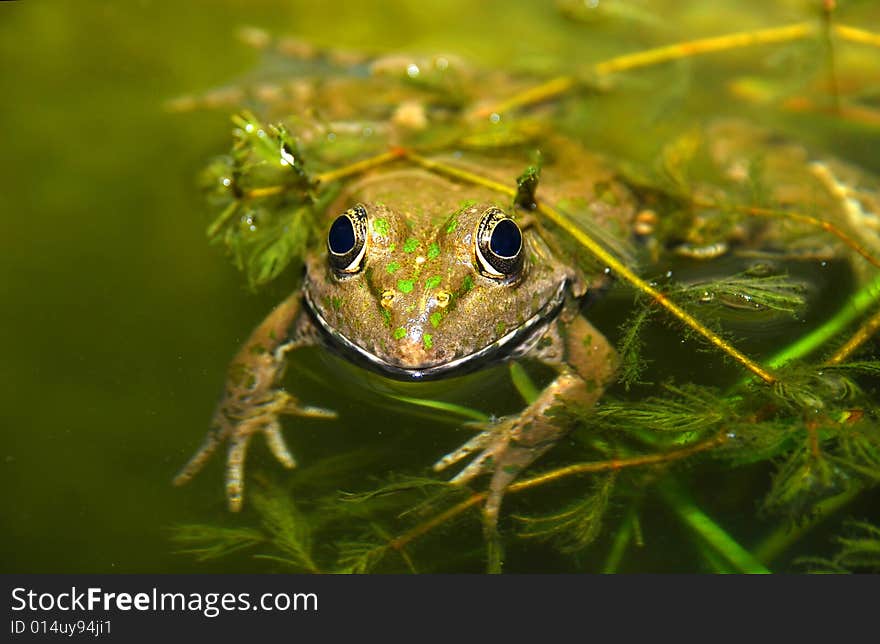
[388,432,727,552]
[835,24,880,49]
[827,305,880,364]
[315,148,407,185]
[764,271,880,369]
[404,152,776,383]
[657,479,771,574]
[509,362,541,405]
[385,394,491,423]
[474,22,880,119]
[474,23,816,117]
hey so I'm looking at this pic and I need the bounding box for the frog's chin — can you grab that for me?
[303,281,567,382]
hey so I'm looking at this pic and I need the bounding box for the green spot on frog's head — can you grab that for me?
[393,327,407,340]
[386,261,400,274]
[423,333,433,349]
[397,279,415,293]
[425,275,442,289]
[429,311,443,328]
[372,218,389,236]
[427,242,440,260]
[403,237,419,253]
[495,321,506,335]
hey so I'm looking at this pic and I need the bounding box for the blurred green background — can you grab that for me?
[2,0,878,572]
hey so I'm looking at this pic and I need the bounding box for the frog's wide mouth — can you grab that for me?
[302,280,568,382]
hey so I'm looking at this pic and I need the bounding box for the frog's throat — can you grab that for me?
[303,280,568,382]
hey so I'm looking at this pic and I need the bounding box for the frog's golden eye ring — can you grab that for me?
[328,204,369,274]
[475,207,523,279]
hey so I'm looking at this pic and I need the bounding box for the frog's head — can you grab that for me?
[304,200,568,380]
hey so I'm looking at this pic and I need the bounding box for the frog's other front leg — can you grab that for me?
[174,291,335,511]
[434,315,617,528]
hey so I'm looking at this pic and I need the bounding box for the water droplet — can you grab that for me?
[244,123,254,133]
[489,112,501,124]
[406,63,420,78]
[326,132,337,142]
[280,144,296,166]
[221,177,231,187]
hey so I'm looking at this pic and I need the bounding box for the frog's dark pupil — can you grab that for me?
[328,215,355,254]
[489,219,521,258]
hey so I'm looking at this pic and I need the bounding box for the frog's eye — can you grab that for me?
[328,204,369,274]
[475,207,524,279]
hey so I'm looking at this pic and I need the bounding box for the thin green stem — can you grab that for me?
[764,272,880,369]
[602,509,636,573]
[509,362,541,405]
[753,485,863,565]
[658,479,771,574]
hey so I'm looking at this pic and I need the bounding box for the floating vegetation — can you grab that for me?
[172,5,880,572]
[797,520,880,573]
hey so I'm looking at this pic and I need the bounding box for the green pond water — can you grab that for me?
[2,0,879,573]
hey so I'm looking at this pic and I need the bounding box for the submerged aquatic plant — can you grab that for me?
[172,6,880,572]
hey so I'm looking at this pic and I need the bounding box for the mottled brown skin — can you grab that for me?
[175,154,633,528]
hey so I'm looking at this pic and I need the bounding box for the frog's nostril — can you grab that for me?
[381,289,395,309]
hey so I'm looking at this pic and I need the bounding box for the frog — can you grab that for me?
[171,28,880,534]
[174,144,633,527]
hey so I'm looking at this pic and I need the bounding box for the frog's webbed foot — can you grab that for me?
[433,370,587,528]
[174,292,336,511]
[432,417,538,530]
[433,316,618,532]
[174,388,336,511]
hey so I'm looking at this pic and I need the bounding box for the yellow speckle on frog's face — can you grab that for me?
[305,192,576,372]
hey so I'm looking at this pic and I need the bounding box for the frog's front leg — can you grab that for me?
[434,315,617,527]
[174,291,335,511]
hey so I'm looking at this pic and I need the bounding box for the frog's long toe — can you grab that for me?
[433,419,514,484]
[263,419,297,469]
[225,434,251,512]
[173,422,225,487]
[284,403,338,419]
[432,429,493,474]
